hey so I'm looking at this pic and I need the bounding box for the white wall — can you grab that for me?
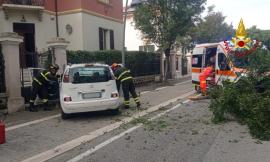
[82,12,123,51]
[125,15,157,51]
[0,10,4,35]
[125,16,143,51]
[58,13,84,50]
[0,9,56,53]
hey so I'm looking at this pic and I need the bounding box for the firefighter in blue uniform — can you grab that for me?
[111,63,141,109]
[29,64,59,112]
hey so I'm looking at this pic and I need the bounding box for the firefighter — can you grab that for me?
[111,63,141,109]
[111,63,121,92]
[199,63,215,96]
[29,64,59,112]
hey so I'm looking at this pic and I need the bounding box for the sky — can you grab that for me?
[123,0,270,30]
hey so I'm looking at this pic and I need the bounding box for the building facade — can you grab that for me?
[0,0,123,68]
[124,1,156,52]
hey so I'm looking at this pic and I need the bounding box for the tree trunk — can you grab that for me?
[164,48,171,80]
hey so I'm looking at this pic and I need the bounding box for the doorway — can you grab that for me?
[13,23,36,68]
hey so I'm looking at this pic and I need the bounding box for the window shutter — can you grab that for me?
[110,30,114,50]
[99,27,104,50]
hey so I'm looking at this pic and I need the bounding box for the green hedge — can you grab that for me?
[0,45,5,93]
[67,50,160,77]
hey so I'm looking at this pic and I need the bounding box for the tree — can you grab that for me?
[248,26,270,50]
[133,0,206,80]
[209,49,270,140]
[191,6,234,44]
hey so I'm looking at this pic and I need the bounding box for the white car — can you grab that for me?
[60,63,120,119]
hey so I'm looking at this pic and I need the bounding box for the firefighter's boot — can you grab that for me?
[29,102,38,112]
[124,105,130,109]
[134,97,141,108]
[43,102,52,111]
[124,100,130,109]
[136,102,141,108]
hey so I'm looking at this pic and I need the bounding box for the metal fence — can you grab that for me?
[126,62,160,77]
[181,57,188,75]
[0,45,7,112]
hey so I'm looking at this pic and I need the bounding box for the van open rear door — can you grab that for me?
[191,47,205,86]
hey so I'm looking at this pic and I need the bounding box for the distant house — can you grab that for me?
[0,0,123,68]
[124,0,156,52]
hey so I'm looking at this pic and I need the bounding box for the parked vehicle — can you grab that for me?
[60,63,120,119]
[191,42,248,91]
[21,68,60,106]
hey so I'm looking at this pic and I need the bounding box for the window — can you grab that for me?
[69,66,112,84]
[110,30,114,50]
[99,28,114,50]
[139,45,155,52]
[218,53,230,70]
[205,47,217,66]
[192,55,203,68]
[98,0,110,5]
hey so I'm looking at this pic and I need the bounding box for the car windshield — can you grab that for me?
[69,66,112,84]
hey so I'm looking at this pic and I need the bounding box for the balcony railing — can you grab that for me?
[2,0,45,6]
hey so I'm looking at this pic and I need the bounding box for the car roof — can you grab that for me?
[194,42,220,48]
[66,63,109,69]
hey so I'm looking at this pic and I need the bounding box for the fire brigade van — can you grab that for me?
[191,42,247,91]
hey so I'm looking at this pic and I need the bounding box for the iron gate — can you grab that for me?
[0,45,6,93]
[181,57,188,75]
[0,45,7,112]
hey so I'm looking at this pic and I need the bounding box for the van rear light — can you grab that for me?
[64,96,72,102]
[111,93,118,98]
[63,75,69,83]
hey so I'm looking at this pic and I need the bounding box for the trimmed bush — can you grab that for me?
[67,50,160,77]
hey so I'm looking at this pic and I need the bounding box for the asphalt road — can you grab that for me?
[49,99,220,162]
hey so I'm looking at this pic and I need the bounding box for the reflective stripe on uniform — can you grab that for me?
[45,72,50,76]
[41,72,50,81]
[42,99,48,103]
[33,78,42,85]
[30,100,35,103]
[121,76,133,82]
[124,100,130,105]
[117,70,130,80]
[134,97,140,103]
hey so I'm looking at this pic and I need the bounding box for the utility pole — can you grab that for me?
[122,0,129,67]
[55,0,59,37]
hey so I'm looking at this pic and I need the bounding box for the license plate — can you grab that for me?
[82,92,101,99]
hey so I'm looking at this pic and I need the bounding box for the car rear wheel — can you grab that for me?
[61,110,71,120]
[110,108,120,115]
